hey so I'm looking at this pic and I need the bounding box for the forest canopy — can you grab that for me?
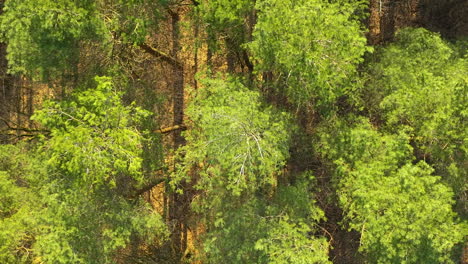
[0,0,466,263]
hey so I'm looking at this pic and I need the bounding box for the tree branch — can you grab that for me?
[154,124,187,134]
[0,117,49,134]
[0,133,40,138]
[139,43,183,69]
[127,175,167,199]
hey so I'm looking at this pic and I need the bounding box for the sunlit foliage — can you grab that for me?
[366,28,468,215]
[248,0,370,109]
[0,78,167,263]
[317,117,466,263]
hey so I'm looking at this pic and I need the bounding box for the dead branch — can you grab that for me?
[127,174,167,199]
[0,117,49,134]
[139,43,183,69]
[154,124,187,134]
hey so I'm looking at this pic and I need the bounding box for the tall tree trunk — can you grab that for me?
[168,8,187,263]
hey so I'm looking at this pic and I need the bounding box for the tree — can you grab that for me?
[0,144,40,263]
[0,0,104,80]
[176,76,292,197]
[0,77,168,263]
[248,0,370,109]
[365,28,468,216]
[197,0,255,72]
[202,178,330,264]
[100,0,168,46]
[0,0,172,83]
[316,116,466,263]
[174,76,330,263]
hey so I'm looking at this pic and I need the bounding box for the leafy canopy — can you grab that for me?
[32,76,151,189]
[366,27,468,214]
[0,77,167,263]
[0,144,41,263]
[248,0,370,109]
[174,77,331,263]
[0,0,170,80]
[0,0,104,79]
[177,76,292,197]
[198,0,254,51]
[99,0,169,45]
[317,116,466,263]
[202,174,330,264]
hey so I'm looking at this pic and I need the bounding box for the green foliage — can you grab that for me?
[0,0,105,79]
[100,0,168,45]
[347,162,465,264]
[178,76,292,196]
[254,217,329,264]
[0,145,41,263]
[0,172,38,263]
[366,28,468,214]
[32,188,166,264]
[254,177,330,264]
[0,0,171,80]
[30,77,167,262]
[199,0,253,30]
[198,0,254,50]
[0,77,168,263]
[317,116,466,263]
[203,178,330,264]
[202,198,268,263]
[1,0,466,262]
[177,77,330,263]
[32,76,150,189]
[248,0,370,108]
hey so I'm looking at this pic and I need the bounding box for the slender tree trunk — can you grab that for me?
[226,38,236,73]
[171,11,185,148]
[193,13,199,90]
[168,8,187,262]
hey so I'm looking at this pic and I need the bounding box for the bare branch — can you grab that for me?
[154,124,187,134]
[126,174,167,198]
[0,117,49,134]
[139,43,183,69]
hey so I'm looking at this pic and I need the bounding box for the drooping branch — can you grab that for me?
[139,43,183,69]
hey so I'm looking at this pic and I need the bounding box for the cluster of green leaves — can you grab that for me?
[316,116,466,263]
[33,76,150,188]
[198,0,253,30]
[253,176,330,264]
[178,76,292,197]
[0,144,41,263]
[198,0,254,50]
[248,0,370,109]
[366,28,468,215]
[0,0,105,79]
[100,0,168,45]
[202,174,330,264]
[0,0,171,81]
[0,77,167,263]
